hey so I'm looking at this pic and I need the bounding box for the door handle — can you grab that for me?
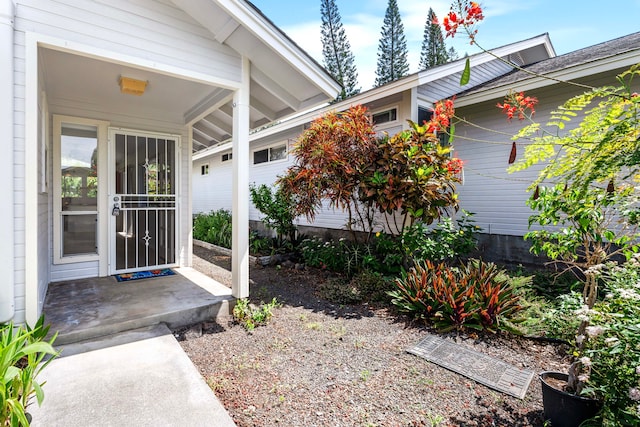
[112,204,120,216]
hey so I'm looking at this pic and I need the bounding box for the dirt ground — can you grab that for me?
[179,245,570,426]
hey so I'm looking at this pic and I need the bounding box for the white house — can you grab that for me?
[0,0,340,325]
[192,31,640,265]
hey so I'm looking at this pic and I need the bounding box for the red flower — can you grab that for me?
[425,98,456,133]
[442,1,484,40]
[497,91,538,121]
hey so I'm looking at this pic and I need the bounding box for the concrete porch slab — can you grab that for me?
[44,267,234,345]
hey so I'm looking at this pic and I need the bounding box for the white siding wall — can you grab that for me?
[455,71,629,237]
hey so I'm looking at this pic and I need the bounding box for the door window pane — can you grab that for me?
[61,125,98,211]
[62,214,97,256]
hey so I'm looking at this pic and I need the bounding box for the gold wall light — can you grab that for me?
[119,76,147,96]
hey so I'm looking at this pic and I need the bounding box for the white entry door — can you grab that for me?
[109,129,179,274]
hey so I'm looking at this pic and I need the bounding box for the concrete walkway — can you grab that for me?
[29,324,236,427]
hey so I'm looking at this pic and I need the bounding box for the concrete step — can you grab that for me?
[44,267,235,346]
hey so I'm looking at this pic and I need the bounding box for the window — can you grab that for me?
[201,164,209,175]
[253,143,287,165]
[371,108,397,125]
[418,106,450,147]
[222,153,232,162]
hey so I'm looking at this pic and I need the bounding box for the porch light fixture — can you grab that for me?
[119,76,147,96]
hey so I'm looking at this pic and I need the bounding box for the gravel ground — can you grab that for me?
[179,245,570,427]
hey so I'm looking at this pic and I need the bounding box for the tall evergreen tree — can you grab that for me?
[419,8,449,69]
[320,0,360,101]
[448,46,459,62]
[374,0,409,87]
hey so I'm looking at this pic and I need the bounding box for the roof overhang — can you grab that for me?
[171,0,340,152]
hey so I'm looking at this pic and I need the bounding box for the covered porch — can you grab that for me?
[18,0,338,327]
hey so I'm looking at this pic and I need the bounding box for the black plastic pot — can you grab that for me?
[539,371,603,427]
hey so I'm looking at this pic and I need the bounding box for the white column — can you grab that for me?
[231,57,250,299]
[0,0,15,322]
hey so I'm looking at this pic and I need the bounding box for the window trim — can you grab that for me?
[252,142,288,166]
[370,106,399,126]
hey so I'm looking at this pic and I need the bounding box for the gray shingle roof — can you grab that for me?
[460,31,640,95]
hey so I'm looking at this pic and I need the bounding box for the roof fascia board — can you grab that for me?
[214,0,340,97]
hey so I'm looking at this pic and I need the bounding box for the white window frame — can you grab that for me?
[370,106,399,126]
[201,164,209,175]
[252,142,288,166]
[221,152,232,162]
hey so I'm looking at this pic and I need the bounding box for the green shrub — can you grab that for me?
[193,209,232,248]
[389,259,521,332]
[299,237,375,277]
[232,298,279,331]
[1,316,58,426]
[401,210,479,263]
[249,184,297,247]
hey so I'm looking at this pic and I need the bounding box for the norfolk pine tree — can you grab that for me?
[419,8,449,69]
[320,0,360,101]
[374,0,409,86]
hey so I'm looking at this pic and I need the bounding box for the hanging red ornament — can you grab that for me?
[533,185,540,200]
[508,141,517,164]
[607,180,614,193]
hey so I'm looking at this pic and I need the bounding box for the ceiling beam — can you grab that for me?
[251,66,300,110]
[184,88,234,125]
[249,95,276,121]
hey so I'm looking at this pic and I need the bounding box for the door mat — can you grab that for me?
[408,334,534,399]
[115,268,176,282]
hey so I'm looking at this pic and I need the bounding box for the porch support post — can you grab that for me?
[231,56,250,299]
[0,0,15,322]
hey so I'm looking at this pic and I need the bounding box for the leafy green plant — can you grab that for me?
[192,209,232,249]
[401,210,479,263]
[1,316,58,426]
[249,229,272,256]
[232,298,279,331]
[249,183,298,248]
[389,260,521,331]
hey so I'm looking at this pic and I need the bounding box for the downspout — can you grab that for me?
[0,0,15,322]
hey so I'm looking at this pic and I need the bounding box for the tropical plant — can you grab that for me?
[374,0,409,86]
[320,0,360,101]
[389,259,521,331]
[543,257,640,425]
[278,105,378,242]
[1,316,58,427]
[401,210,478,264]
[192,209,233,249]
[249,183,297,248]
[360,120,462,234]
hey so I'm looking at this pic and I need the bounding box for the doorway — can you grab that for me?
[110,129,179,274]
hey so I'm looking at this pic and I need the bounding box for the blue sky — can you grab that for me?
[251,0,640,90]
